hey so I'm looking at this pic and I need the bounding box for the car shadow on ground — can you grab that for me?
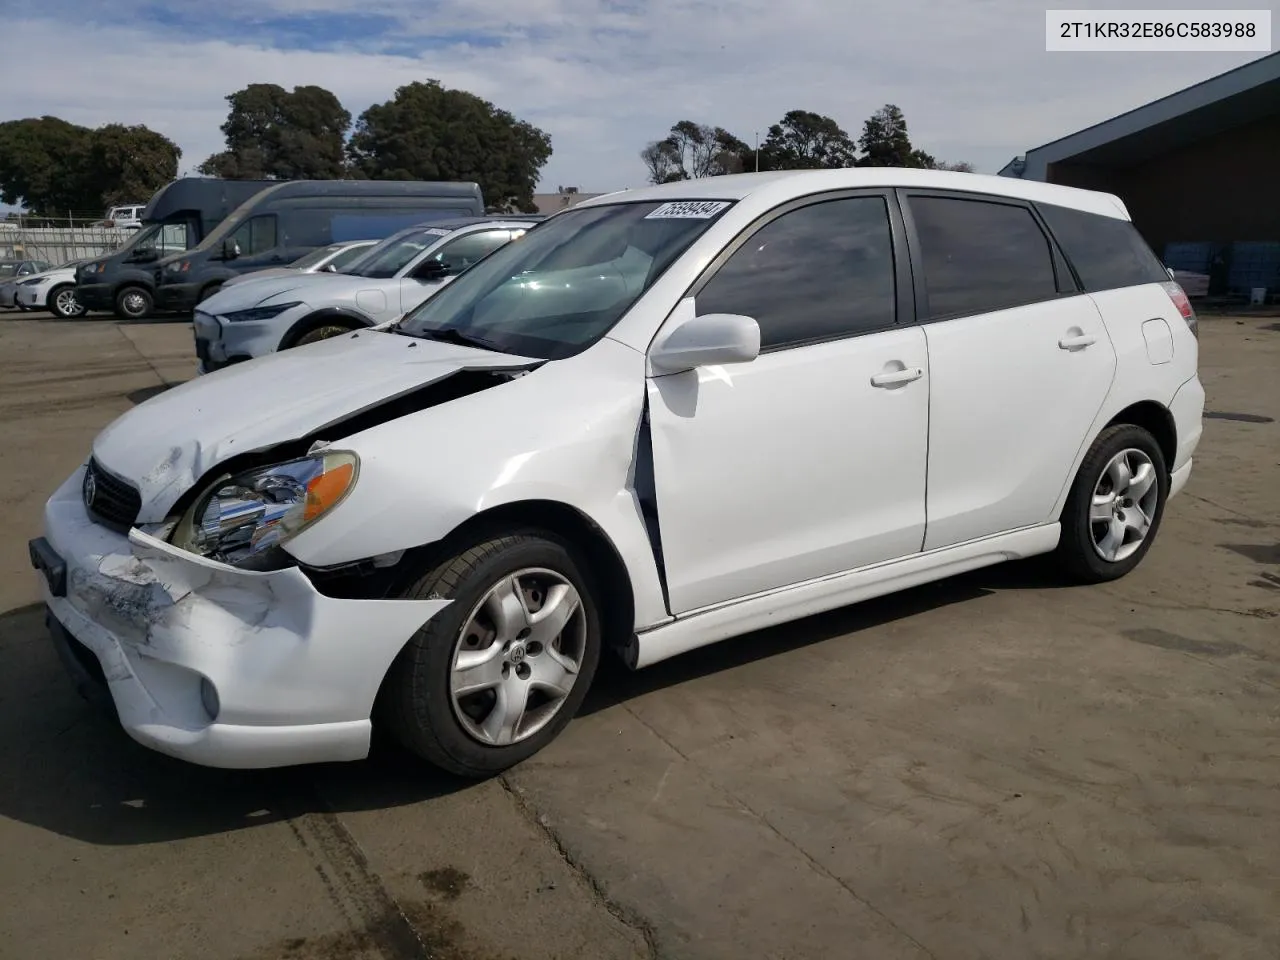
[0,557,1073,848]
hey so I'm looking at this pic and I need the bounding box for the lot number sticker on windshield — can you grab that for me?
[644,201,731,219]
[423,228,452,236]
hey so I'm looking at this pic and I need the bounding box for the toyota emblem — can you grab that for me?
[83,471,97,508]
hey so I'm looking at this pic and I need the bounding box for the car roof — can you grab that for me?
[575,168,1132,220]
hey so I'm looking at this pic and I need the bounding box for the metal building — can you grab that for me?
[1000,52,1280,300]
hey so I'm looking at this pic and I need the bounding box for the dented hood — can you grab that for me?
[92,330,539,521]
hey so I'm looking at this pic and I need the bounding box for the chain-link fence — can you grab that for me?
[0,214,136,266]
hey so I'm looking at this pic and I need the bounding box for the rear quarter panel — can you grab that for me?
[1049,282,1199,516]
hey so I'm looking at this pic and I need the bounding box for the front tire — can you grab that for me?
[379,534,602,778]
[1055,424,1169,583]
[291,320,359,346]
[114,285,153,320]
[48,284,87,319]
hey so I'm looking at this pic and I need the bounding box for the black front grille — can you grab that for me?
[194,335,210,363]
[83,458,142,533]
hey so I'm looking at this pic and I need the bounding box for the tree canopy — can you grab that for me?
[640,104,970,183]
[0,116,180,215]
[199,83,351,180]
[347,80,552,213]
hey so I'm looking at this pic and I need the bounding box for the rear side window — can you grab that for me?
[907,196,1058,321]
[1037,203,1169,292]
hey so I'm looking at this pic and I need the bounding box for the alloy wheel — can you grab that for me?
[449,568,587,746]
[1089,448,1159,563]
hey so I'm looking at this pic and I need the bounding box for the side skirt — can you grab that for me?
[625,523,1061,670]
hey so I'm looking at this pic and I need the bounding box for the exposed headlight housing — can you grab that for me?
[224,301,303,323]
[170,451,358,566]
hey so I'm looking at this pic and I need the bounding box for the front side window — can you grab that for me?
[397,200,733,359]
[696,196,897,349]
[412,230,513,277]
[231,215,278,256]
[157,223,191,254]
[908,196,1058,320]
[350,227,449,279]
[1037,203,1168,292]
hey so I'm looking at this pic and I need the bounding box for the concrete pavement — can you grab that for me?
[1,309,1276,959]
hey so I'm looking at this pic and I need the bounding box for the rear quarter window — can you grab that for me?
[1036,203,1169,292]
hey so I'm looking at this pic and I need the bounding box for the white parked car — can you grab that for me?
[220,239,380,289]
[14,261,89,318]
[192,217,538,373]
[30,169,1203,777]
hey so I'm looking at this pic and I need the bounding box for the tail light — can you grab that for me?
[1162,280,1198,340]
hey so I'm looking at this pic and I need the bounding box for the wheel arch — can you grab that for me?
[1103,400,1177,469]
[1051,397,1178,520]
[279,307,374,349]
[412,499,637,662]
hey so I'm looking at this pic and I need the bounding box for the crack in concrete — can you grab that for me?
[498,774,662,960]
[620,705,940,960]
[115,324,176,390]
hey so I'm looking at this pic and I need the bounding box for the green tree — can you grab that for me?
[0,116,179,215]
[639,121,748,183]
[0,117,92,213]
[758,110,858,170]
[200,83,351,180]
[347,80,552,213]
[88,124,181,206]
[857,104,937,168]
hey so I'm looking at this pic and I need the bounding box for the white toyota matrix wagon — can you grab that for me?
[30,169,1204,777]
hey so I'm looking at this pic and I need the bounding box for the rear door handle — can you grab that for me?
[870,367,924,388]
[1058,334,1097,350]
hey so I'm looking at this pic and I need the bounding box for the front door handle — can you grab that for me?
[1058,334,1097,350]
[870,367,924,388]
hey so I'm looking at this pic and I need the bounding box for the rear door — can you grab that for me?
[899,190,1118,551]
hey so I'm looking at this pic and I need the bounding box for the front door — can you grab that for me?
[898,192,1119,551]
[646,193,931,615]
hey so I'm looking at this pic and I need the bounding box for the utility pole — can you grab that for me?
[754,132,759,173]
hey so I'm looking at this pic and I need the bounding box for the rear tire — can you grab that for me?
[48,284,87,319]
[378,533,602,778]
[114,285,153,320]
[1054,423,1169,584]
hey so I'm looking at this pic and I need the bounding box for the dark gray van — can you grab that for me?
[152,180,485,314]
[75,178,275,319]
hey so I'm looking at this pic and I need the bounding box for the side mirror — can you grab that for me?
[221,238,240,260]
[417,259,451,280]
[648,308,760,375]
[129,249,158,263]
[1166,266,1177,281]
[322,263,337,272]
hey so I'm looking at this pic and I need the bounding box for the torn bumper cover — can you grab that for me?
[33,467,449,769]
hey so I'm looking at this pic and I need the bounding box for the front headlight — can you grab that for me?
[81,262,102,275]
[167,260,191,274]
[224,301,302,323]
[170,451,358,566]
[19,277,46,286]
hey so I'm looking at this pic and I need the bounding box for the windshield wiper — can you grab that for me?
[409,326,505,353]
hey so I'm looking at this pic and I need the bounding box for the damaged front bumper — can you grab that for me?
[31,466,449,769]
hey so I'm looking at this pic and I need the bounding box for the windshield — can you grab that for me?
[0,263,19,278]
[349,226,452,279]
[290,244,346,270]
[396,200,733,359]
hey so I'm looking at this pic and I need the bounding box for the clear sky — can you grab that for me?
[0,1,1266,197]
